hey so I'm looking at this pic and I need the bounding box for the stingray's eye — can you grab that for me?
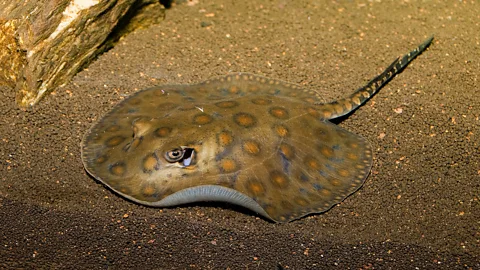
[165,148,185,162]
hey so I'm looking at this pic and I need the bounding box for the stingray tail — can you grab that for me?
[317,36,433,120]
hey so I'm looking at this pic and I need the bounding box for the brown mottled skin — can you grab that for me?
[81,37,433,222]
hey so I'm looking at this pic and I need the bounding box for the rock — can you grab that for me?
[0,0,166,107]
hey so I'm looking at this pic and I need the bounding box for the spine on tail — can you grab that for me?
[318,36,433,120]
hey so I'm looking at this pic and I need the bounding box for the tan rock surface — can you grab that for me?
[0,0,165,106]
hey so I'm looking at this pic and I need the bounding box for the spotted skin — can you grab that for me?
[81,37,433,222]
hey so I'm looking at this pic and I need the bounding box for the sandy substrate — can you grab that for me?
[1,1,478,269]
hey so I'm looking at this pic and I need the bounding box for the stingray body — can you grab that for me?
[81,37,433,222]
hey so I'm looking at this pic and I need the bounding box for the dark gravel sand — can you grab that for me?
[1,1,478,269]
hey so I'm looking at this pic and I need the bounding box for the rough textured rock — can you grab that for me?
[0,0,165,107]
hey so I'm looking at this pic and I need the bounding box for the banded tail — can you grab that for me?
[317,36,433,120]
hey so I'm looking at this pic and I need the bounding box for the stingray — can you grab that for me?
[81,36,433,222]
